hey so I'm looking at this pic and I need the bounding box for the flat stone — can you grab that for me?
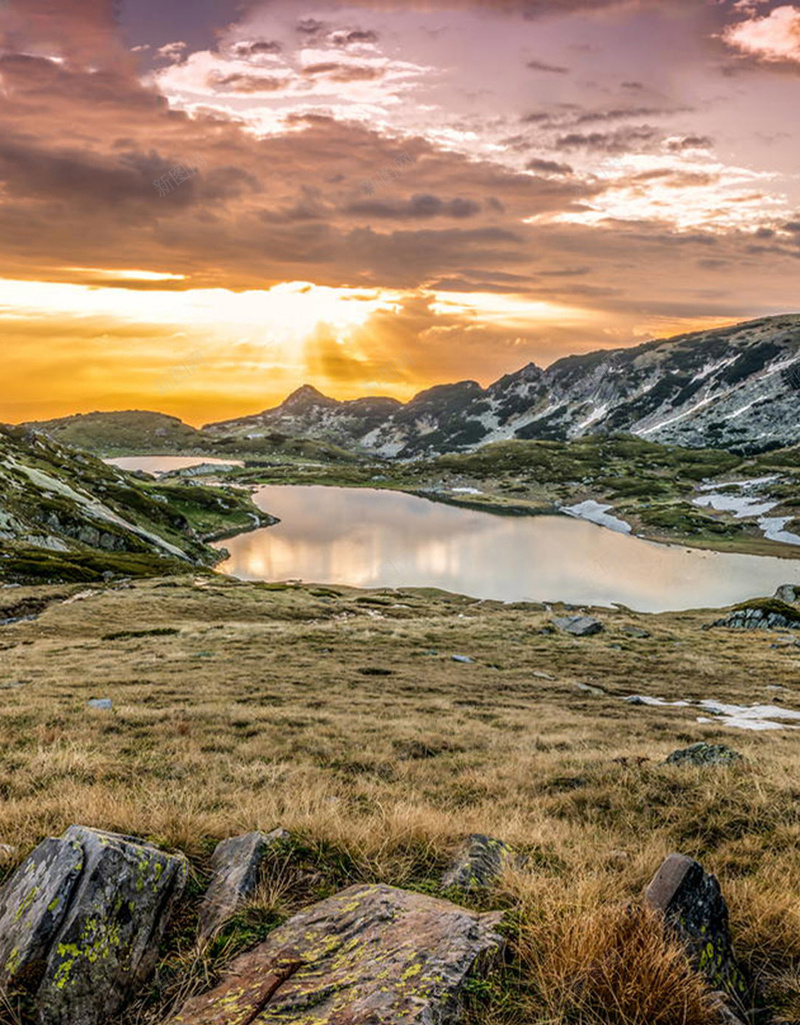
[36,826,188,1025]
[198,828,290,941]
[575,682,605,695]
[86,698,112,710]
[621,625,651,638]
[0,836,84,991]
[170,883,504,1025]
[451,655,475,664]
[441,834,516,890]
[664,743,742,767]
[554,616,604,637]
[644,854,759,1023]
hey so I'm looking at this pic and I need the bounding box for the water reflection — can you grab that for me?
[107,456,242,474]
[213,485,800,613]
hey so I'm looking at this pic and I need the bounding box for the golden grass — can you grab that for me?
[1,576,800,1023]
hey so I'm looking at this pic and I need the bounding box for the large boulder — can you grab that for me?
[0,826,188,1025]
[774,584,798,603]
[170,883,505,1025]
[644,854,760,1024]
[36,826,188,1025]
[198,828,289,941]
[0,836,84,991]
[554,615,604,637]
[441,834,516,890]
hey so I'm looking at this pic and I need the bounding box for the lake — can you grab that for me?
[211,484,800,613]
[106,456,243,474]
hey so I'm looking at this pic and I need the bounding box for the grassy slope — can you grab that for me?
[0,426,270,583]
[0,577,798,1023]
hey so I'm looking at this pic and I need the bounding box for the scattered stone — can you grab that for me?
[621,625,651,638]
[624,695,647,705]
[198,828,289,941]
[554,615,604,637]
[87,698,112,710]
[0,843,16,861]
[644,853,758,1023]
[774,584,799,603]
[170,883,504,1025]
[664,742,743,767]
[441,834,516,890]
[575,682,605,695]
[532,670,555,680]
[0,826,189,1025]
[451,654,475,664]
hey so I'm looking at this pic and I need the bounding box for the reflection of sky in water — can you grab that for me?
[212,485,800,613]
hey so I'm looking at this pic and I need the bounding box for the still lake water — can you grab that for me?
[107,456,243,473]
[212,484,800,613]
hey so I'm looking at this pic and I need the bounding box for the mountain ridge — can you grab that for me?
[204,314,800,456]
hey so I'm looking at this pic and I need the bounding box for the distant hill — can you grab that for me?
[22,410,207,456]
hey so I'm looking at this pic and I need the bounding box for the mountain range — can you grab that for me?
[205,314,800,457]
[24,314,800,458]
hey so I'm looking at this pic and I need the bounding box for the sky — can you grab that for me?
[1,0,799,425]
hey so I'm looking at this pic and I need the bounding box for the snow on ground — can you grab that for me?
[624,695,800,731]
[562,500,632,534]
[693,476,800,547]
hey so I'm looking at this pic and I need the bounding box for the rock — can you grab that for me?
[711,601,800,631]
[644,854,757,1023]
[170,883,504,1025]
[0,842,16,861]
[86,698,112,710]
[575,682,605,695]
[624,695,647,705]
[0,835,84,991]
[664,742,743,767]
[621,625,651,638]
[532,670,555,680]
[451,654,475,664]
[774,584,799,603]
[554,615,604,636]
[30,826,187,1025]
[198,828,289,941]
[441,834,516,890]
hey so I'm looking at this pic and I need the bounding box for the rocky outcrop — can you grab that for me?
[774,584,799,603]
[664,743,743,767]
[0,826,188,1025]
[170,883,505,1025]
[554,615,604,637]
[644,854,760,1024]
[710,601,800,631]
[441,834,516,890]
[198,828,289,941]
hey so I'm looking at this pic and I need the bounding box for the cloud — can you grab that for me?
[331,29,381,46]
[301,61,385,81]
[554,126,660,152]
[346,194,483,219]
[665,134,714,151]
[526,157,574,174]
[527,58,569,73]
[209,72,289,93]
[722,5,800,64]
[230,40,284,58]
[156,41,188,62]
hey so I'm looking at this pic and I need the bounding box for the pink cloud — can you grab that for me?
[722,4,800,64]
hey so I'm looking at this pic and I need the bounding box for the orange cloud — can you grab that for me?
[722,4,800,64]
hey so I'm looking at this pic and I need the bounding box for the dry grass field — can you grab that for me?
[1,576,799,1024]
